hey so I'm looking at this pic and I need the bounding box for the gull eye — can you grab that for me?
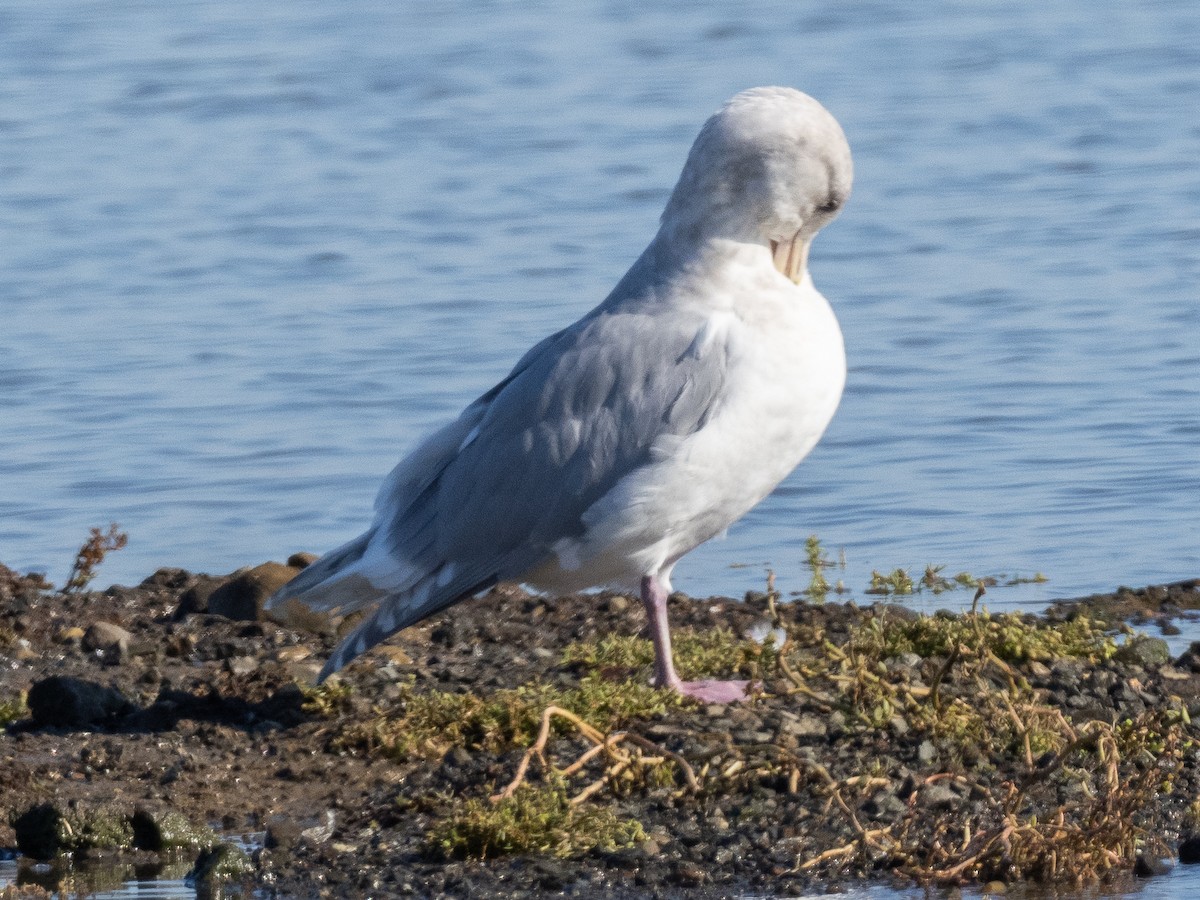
[816,196,842,215]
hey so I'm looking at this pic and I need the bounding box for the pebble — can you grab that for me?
[922,782,960,810]
[82,621,131,662]
[780,713,827,739]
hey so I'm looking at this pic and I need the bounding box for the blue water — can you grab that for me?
[2,1,1198,616]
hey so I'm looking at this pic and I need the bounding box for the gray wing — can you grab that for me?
[383,306,732,586]
[276,302,732,679]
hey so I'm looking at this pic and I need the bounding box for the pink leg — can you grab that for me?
[640,575,752,703]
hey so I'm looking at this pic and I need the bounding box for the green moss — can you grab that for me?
[850,610,1116,665]
[562,627,777,681]
[300,679,355,718]
[429,781,645,859]
[130,808,220,851]
[0,692,27,730]
[12,803,135,858]
[804,534,831,599]
[191,842,252,881]
[336,675,677,763]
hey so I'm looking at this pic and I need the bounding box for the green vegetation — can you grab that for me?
[430,781,646,859]
[848,609,1118,665]
[334,675,677,763]
[0,692,26,731]
[804,535,832,599]
[562,627,778,681]
[300,679,355,717]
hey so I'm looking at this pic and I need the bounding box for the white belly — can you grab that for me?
[525,275,846,593]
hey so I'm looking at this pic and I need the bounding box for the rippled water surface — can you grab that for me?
[3,2,1198,615]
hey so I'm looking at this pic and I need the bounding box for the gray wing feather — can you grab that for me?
[390,307,731,579]
[280,297,732,678]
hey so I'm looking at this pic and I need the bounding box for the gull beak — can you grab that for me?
[769,233,811,285]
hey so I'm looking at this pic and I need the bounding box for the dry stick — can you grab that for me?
[797,829,893,870]
[494,705,600,801]
[493,705,700,802]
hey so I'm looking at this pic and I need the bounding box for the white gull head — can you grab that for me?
[661,86,853,283]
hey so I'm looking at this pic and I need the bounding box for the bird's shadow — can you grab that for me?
[11,677,309,736]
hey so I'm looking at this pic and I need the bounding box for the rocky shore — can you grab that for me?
[3,558,1200,898]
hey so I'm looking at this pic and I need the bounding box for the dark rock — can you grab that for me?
[922,782,960,810]
[431,621,459,646]
[1179,834,1200,864]
[207,562,298,621]
[1134,854,1170,877]
[140,568,192,589]
[27,676,133,727]
[264,818,305,851]
[671,860,708,886]
[12,804,65,859]
[174,575,227,618]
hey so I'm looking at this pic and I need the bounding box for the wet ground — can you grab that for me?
[3,559,1200,898]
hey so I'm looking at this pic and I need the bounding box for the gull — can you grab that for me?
[269,86,852,703]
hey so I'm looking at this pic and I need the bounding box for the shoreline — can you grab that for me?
[3,561,1200,898]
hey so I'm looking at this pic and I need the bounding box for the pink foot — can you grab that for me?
[674,679,755,704]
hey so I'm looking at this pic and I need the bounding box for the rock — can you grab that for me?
[82,621,131,662]
[863,790,906,820]
[922,782,960,810]
[224,656,259,676]
[1116,636,1171,667]
[140,567,192,589]
[287,552,320,569]
[174,575,227,618]
[12,803,134,859]
[264,818,305,851]
[130,808,219,851]
[1180,835,1200,864]
[27,676,133,727]
[671,860,707,886]
[12,804,66,859]
[780,713,827,739]
[300,810,337,845]
[189,842,252,881]
[918,739,937,763]
[1134,853,1170,877]
[207,562,298,621]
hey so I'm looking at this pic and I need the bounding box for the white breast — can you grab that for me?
[528,256,846,594]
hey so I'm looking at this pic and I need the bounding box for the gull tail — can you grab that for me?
[268,530,496,682]
[314,566,498,682]
[266,530,379,615]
